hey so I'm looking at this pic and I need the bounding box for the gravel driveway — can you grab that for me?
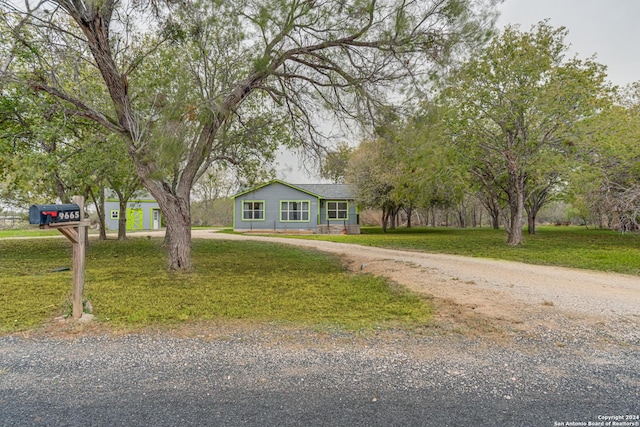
[193,231,640,344]
[1,232,639,426]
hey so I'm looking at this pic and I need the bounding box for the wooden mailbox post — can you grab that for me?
[29,195,89,319]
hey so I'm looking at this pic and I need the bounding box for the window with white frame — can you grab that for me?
[110,210,119,220]
[327,201,348,220]
[280,201,309,221]
[242,201,265,220]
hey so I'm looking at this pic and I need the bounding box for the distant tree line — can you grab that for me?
[323,22,640,241]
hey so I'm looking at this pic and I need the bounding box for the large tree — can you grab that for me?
[319,142,353,184]
[568,85,640,231]
[0,79,143,238]
[346,105,459,231]
[346,137,399,232]
[2,0,495,269]
[403,102,467,226]
[442,22,611,245]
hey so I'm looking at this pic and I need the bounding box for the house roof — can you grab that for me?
[293,183,355,199]
[233,179,355,200]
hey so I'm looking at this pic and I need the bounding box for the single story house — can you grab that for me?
[232,180,360,234]
[104,192,162,231]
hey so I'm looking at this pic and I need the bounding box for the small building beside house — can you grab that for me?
[104,192,162,232]
[232,180,360,234]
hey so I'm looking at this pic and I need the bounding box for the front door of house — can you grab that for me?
[126,208,143,230]
[152,209,160,230]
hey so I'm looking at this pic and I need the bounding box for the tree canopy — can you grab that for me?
[441,21,611,244]
[568,85,640,231]
[1,0,497,269]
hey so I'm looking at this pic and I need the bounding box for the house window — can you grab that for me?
[327,201,348,220]
[281,201,309,222]
[242,201,265,220]
[110,210,119,220]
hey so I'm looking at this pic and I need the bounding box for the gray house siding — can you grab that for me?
[318,200,357,226]
[234,182,320,232]
[104,196,161,231]
[233,181,359,234]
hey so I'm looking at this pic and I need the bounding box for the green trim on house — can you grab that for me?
[232,199,236,229]
[105,198,158,204]
[279,200,311,222]
[233,179,322,199]
[326,200,349,222]
[126,208,143,230]
[241,200,266,221]
[110,210,119,220]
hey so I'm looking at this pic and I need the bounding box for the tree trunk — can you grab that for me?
[151,191,192,270]
[381,207,388,233]
[471,206,477,228]
[491,213,499,229]
[505,175,525,245]
[118,199,127,240]
[506,214,524,245]
[484,198,500,229]
[165,212,191,271]
[389,207,397,230]
[525,189,550,236]
[527,210,537,235]
[457,208,466,228]
[89,187,107,240]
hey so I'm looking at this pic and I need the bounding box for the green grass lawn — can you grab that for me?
[0,228,61,238]
[2,225,638,333]
[0,237,432,333]
[284,226,640,275]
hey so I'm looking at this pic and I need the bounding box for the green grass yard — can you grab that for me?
[0,228,61,238]
[0,237,432,333]
[2,225,638,334]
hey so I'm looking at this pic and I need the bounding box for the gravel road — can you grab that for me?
[1,232,639,426]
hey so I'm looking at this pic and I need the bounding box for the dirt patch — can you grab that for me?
[333,251,639,345]
[341,255,542,338]
[190,231,639,345]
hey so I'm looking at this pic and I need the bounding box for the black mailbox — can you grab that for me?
[29,204,81,225]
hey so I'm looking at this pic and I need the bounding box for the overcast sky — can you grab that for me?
[498,0,640,87]
[279,0,640,183]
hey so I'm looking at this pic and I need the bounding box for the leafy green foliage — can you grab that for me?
[346,104,466,231]
[0,238,432,332]
[319,142,353,184]
[346,138,397,211]
[2,0,499,270]
[402,103,467,210]
[441,21,612,244]
[569,88,640,230]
